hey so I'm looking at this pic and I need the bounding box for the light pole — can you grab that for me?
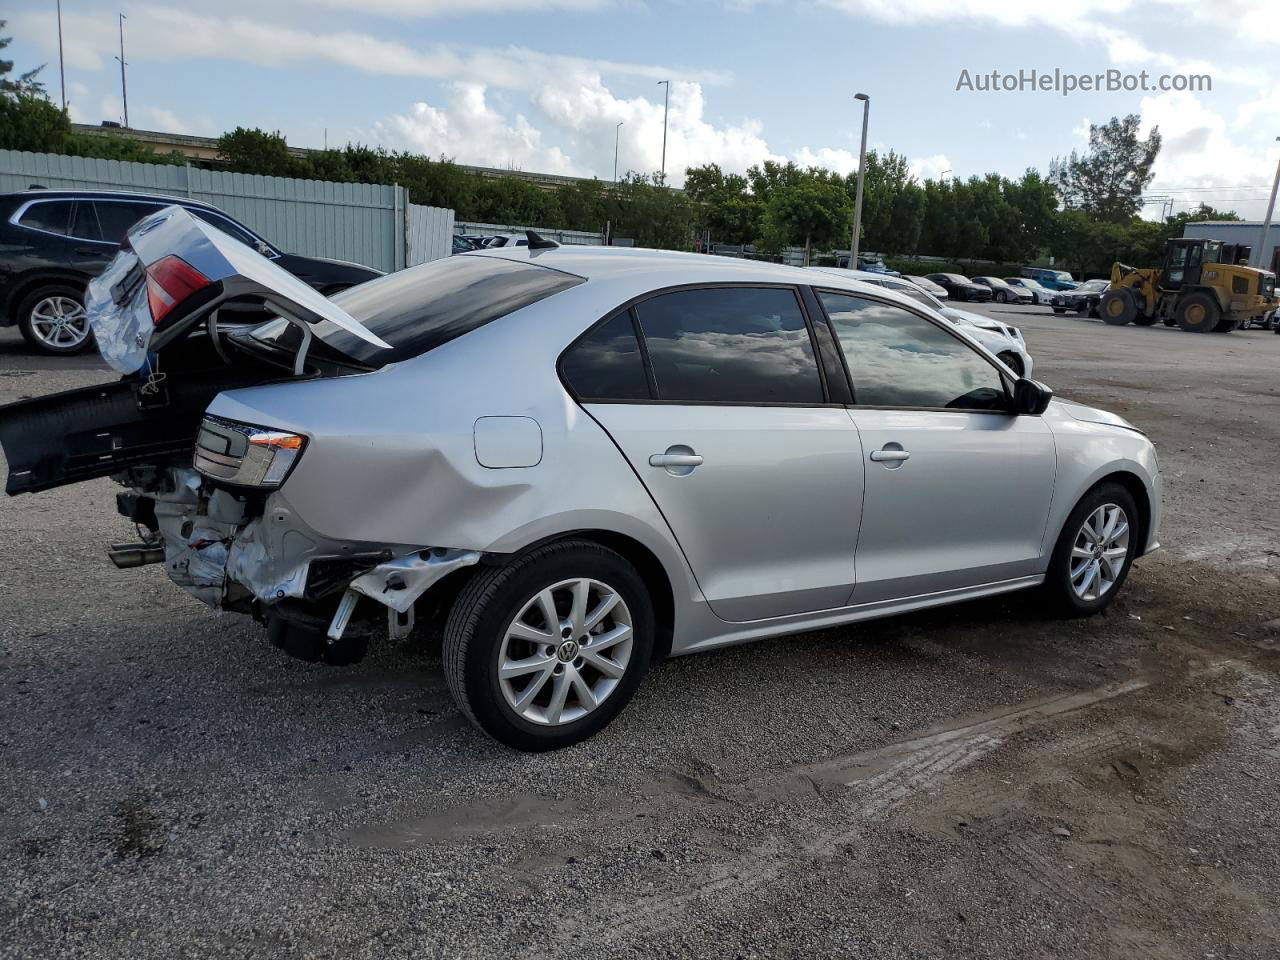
[940,168,952,183]
[114,13,129,127]
[1255,136,1280,270]
[56,0,66,112]
[849,92,870,269]
[613,121,624,183]
[657,80,670,181]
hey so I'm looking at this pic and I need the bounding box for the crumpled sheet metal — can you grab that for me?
[85,248,153,375]
[348,548,482,614]
[224,519,310,605]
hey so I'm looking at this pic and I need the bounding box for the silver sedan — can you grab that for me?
[0,208,1162,751]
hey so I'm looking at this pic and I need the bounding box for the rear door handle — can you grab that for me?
[869,449,910,462]
[649,453,703,468]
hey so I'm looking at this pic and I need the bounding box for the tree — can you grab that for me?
[760,170,851,264]
[684,163,761,245]
[217,127,301,177]
[0,21,46,97]
[1050,115,1161,223]
[607,172,696,250]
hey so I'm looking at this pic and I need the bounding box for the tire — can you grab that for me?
[1044,483,1140,617]
[1211,313,1239,333]
[1053,308,1066,315]
[443,540,654,751]
[17,284,93,355]
[997,351,1024,377]
[995,291,1007,304]
[1099,289,1136,326]
[1175,292,1220,333]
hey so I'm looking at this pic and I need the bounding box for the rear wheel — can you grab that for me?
[1045,483,1139,617]
[995,290,1008,303]
[443,540,654,750]
[1099,289,1136,326]
[1175,292,1221,333]
[17,285,92,355]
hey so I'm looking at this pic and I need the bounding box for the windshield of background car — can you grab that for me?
[1080,280,1108,291]
[249,254,584,365]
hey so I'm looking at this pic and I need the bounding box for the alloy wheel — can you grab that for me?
[29,296,90,350]
[498,577,633,726]
[1069,503,1130,601]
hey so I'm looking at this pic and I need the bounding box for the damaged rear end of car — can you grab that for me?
[0,206,485,662]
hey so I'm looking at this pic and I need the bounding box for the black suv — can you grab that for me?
[0,190,384,355]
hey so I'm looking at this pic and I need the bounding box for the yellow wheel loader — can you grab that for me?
[1099,238,1277,333]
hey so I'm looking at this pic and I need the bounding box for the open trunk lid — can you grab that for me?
[87,205,390,375]
[0,206,390,495]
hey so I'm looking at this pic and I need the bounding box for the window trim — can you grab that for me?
[557,281,842,409]
[809,284,1018,416]
[8,196,277,255]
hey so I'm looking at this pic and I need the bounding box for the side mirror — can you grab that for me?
[1013,378,1054,415]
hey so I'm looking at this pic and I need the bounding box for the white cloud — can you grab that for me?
[1139,91,1280,219]
[376,84,579,174]
[7,7,729,86]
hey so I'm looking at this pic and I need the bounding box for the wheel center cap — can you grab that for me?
[557,639,580,662]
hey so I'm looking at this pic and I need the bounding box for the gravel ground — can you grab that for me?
[1,309,1278,959]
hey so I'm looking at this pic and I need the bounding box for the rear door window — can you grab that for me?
[560,311,652,401]
[632,286,823,404]
[17,200,73,236]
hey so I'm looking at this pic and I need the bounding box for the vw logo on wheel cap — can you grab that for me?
[557,639,580,662]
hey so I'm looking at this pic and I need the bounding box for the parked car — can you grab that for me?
[453,235,482,254]
[0,207,1161,750]
[1021,266,1078,291]
[0,189,384,355]
[811,268,1032,377]
[1050,278,1110,317]
[971,276,1033,305]
[904,275,949,299]
[835,254,899,276]
[925,273,994,302]
[1004,277,1057,305]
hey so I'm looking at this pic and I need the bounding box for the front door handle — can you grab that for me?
[649,453,703,468]
[869,448,910,463]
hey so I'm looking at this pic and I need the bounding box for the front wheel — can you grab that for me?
[443,541,654,750]
[1044,483,1139,617]
[997,351,1024,377]
[995,291,1007,303]
[17,285,93,355]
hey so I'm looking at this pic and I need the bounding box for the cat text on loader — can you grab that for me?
[1098,237,1277,333]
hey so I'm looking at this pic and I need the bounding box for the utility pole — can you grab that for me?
[1256,136,1280,270]
[114,13,129,127]
[657,80,670,181]
[613,121,623,183]
[850,93,870,269]
[56,0,66,112]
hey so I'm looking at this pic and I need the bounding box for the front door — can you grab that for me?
[561,286,865,622]
[814,289,1056,604]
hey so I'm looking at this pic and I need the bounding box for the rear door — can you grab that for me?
[566,285,864,622]
[815,289,1056,603]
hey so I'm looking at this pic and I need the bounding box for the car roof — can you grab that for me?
[1,188,218,209]
[463,246,974,331]
[466,245,899,290]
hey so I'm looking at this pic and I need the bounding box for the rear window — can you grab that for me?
[251,254,584,365]
[17,200,73,235]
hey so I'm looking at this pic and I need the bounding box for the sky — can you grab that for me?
[7,0,1280,219]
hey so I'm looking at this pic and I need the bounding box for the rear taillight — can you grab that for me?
[145,255,210,325]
